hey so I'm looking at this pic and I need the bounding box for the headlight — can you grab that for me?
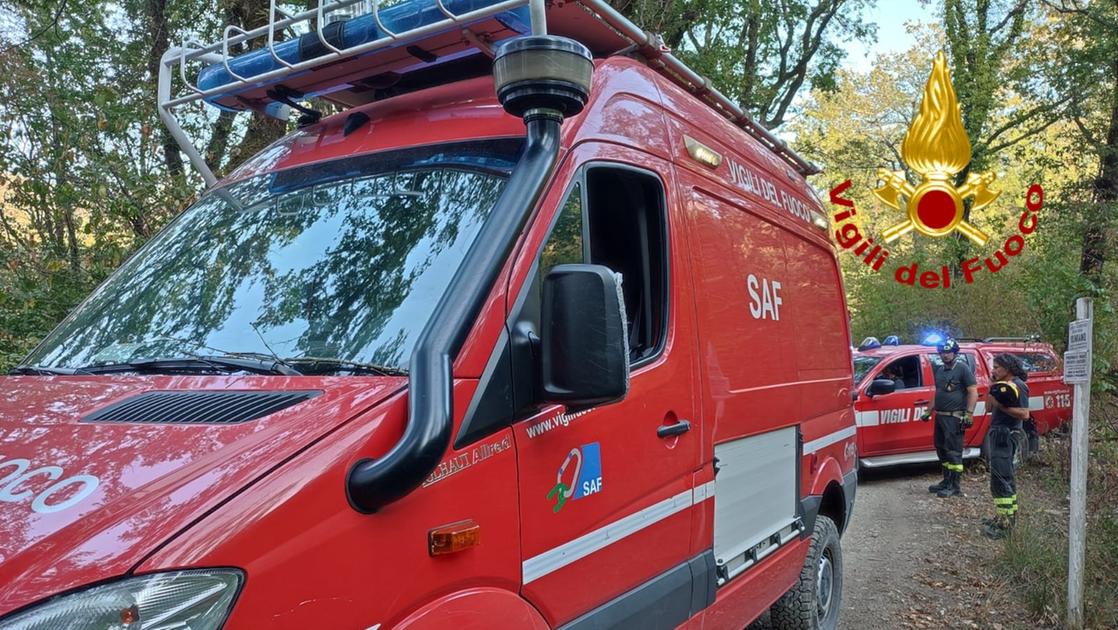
[0,569,242,630]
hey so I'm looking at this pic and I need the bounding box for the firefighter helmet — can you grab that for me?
[937,338,960,353]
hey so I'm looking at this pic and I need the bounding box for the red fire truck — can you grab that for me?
[0,2,857,628]
[853,335,1072,468]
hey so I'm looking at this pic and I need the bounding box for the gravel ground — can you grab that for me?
[751,462,1031,629]
[840,464,1028,630]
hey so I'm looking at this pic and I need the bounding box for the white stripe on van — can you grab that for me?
[803,426,857,454]
[522,483,715,584]
[855,411,879,427]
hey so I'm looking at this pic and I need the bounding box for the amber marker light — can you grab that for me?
[684,135,723,169]
[429,519,481,556]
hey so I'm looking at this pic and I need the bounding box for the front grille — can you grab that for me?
[82,390,320,425]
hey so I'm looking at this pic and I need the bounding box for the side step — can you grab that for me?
[860,447,981,469]
[716,520,804,586]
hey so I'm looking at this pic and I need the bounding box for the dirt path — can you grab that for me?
[746,463,1034,629]
[839,464,1027,629]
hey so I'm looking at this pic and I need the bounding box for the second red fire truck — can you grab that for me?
[853,335,1071,468]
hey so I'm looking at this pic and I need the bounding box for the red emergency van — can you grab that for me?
[0,2,857,628]
[853,336,1071,468]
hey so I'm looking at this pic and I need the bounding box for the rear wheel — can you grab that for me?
[770,515,842,630]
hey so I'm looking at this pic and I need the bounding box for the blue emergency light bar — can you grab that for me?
[858,337,881,351]
[197,0,531,111]
[883,335,901,346]
[921,332,945,346]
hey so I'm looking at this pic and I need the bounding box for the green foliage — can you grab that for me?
[0,0,1116,382]
[614,0,877,128]
[0,0,291,371]
[792,2,1118,391]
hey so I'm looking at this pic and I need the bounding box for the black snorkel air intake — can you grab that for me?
[346,35,594,513]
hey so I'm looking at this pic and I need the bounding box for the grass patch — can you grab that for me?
[995,395,1118,628]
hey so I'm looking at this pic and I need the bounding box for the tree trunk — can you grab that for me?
[205,111,238,177]
[144,0,185,180]
[221,0,289,170]
[229,115,288,168]
[1080,54,1118,281]
[740,3,760,110]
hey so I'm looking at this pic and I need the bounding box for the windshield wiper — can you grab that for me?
[8,365,91,375]
[282,357,407,376]
[79,356,302,376]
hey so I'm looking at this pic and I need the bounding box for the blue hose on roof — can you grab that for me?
[197,0,531,109]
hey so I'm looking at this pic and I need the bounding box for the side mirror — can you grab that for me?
[867,379,896,397]
[541,264,630,407]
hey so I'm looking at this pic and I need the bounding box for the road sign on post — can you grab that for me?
[1063,350,1090,384]
[1067,297,1093,630]
[1068,319,1090,352]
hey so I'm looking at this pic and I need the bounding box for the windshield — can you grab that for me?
[24,139,523,374]
[853,355,882,384]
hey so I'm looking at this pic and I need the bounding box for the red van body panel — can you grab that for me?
[0,375,404,615]
[0,56,854,629]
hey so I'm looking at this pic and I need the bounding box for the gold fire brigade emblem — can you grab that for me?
[874,51,999,246]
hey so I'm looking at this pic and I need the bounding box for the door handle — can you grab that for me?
[658,420,691,438]
[914,400,930,405]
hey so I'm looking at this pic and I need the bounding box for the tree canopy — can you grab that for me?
[0,0,1116,385]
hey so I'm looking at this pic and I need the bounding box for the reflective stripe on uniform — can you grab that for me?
[943,462,964,472]
[994,495,1018,515]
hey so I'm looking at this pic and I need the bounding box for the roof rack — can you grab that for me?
[158,0,819,187]
[982,336,1042,344]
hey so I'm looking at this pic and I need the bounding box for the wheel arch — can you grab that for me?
[804,457,855,536]
[392,587,549,630]
[818,481,847,534]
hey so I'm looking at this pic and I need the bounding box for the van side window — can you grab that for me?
[928,353,977,371]
[1011,352,1057,373]
[881,356,921,389]
[540,182,585,279]
[585,167,668,364]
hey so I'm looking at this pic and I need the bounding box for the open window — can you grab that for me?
[456,164,669,445]
[533,165,668,365]
[584,166,667,363]
[879,356,922,391]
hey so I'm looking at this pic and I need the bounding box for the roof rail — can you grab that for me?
[982,336,1042,344]
[158,0,819,187]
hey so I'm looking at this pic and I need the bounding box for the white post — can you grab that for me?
[1067,296,1093,630]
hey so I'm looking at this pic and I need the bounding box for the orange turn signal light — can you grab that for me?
[429,519,480,556]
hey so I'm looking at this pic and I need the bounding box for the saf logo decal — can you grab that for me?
[747,274,783,321]
[547,443,603,513]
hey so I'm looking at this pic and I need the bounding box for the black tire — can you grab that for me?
[770,515,842,630]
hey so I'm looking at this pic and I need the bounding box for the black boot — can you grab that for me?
[928,467,949,493]
[936,471,961,498]
[983,514,1015,539]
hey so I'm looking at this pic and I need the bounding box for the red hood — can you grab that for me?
[0,374,404,615]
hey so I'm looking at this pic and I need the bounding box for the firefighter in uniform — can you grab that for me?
[983,353,1030,539]
[924,338,977,498]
